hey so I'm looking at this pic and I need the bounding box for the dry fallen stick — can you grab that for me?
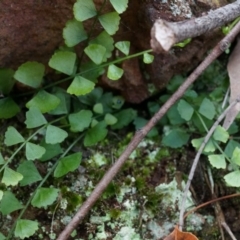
[179,98,240,230]
[183,193,240,220]
[57,15,240,240]
[151,1,240,52]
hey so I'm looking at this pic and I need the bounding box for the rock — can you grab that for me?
[0,0,227,103]
[0,0,75,68]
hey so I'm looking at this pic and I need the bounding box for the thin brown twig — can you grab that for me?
[179,98,240,230]
[205,168,225,239]
[205,167,236,240]
[183,193,240,219]
[151,1,240,51]
[57,15,240,240]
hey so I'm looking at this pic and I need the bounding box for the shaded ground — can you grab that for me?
[1,118,240,239]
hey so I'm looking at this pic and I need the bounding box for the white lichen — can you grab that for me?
[155,178,194,210]
[92,152,108,167]
[169,0,192,18]
[60,198,68,210]
[113,226,141,240]
[147,220,174,240]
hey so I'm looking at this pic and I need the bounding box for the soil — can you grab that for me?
[1,115,240,240]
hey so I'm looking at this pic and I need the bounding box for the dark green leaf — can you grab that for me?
[84,121,108,146]
[39,140,62,162]
[224,140,240,158]
[177,99,194,121]
[112,96,124,109]
[49,88,70,115]
[199,98,216,120]
[107,64,124,80]
[191,137,216,152]
[224,171,240,187]
[0,191,23,215]
[73,0,97,21]
[0,68,15,94]
[0,152,4,165]
[0,232,6,240]
[162,129,189,148]
[184,89,198,99]
[110,0,128,13]
[68,110,93,132]
[90,31,114,62]
[2,167,23,186]
[143,53,154,64]
[91,119,98,127]
[67,76,95,96]
[25,107,47,128]
[63,19,87,47]
[208,154,226,169]
[228,122,239,135]
[31,188,59,208]
[45,125,68,144]
[14,62,45,88]
[0,98,20,119]
[78,87,103,105]
[115,41,130,55]
[4,126,25,146]
[80,62,104,81]
[167,104,185,125]
[54,152,82,178]
[98,12,120,35]
[148,101,160,116]
[15,220,38,239]
[231,147,240,166]
[209,87,223,101]
[84,44,106,65]
[49,51,76,75]
[26,142,46,160]
[213,125,229,143]
[17,161,42,186]
[97,92,114,112]
[133,117,158,137]
[192,112,213,133]
[26,90,60,113]
[166,75,185,92]
[111,108,137,129]
[93,103,103,114]
[104,113,117,125]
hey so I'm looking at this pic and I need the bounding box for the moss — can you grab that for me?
[135,176,146,191]
[108,208,121,219]
[102,182,119,199]
[59,187,83,212]
[65,192,83,212]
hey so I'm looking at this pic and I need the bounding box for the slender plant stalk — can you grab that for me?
[78,0,107,65]
[0,117,65,173]
[6,134,84,239]
[16,49,153,97]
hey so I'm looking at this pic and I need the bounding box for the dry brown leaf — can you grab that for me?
[164,226,198,240]
[223,37,240,129]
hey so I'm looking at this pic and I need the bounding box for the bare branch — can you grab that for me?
[151,1,240,52]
